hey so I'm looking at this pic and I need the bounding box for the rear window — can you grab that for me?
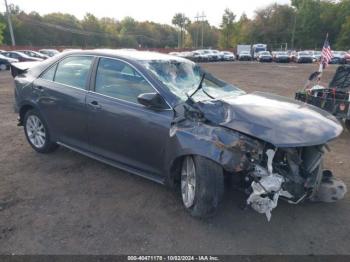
[54,56,94,89]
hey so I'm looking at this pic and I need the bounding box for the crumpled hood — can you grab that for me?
[197,92,343,147]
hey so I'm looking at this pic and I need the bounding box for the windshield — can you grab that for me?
[260,52,270,55]
[277,52,288,55]
[299,52,309,56]
[141,60,245,102]
[255,47,266,53]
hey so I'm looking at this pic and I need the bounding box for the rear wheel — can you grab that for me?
[24,109,58,153]
[181,156,224,218]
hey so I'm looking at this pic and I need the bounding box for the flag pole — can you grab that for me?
[318,33,330,83]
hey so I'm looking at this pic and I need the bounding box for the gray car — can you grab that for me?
[12,50,346,220]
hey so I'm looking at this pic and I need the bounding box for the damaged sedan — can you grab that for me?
[12,50,347,220]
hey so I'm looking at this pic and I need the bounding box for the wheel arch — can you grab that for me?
[166,146,239,187]
[19,103,36,125]
[165,127,261,187]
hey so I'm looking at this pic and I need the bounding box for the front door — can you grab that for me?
[86,57,173,178]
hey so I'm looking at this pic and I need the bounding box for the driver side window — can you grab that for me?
[95,58,155,104]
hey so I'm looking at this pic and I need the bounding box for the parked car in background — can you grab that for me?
[177,52,193,61]
[238,51,252,61]
[345,52,350,64]
[252,43,267,60]
[220,51,235,61]
[1,51,43,62]
[237,45,251,57]
[0,54,18,70]
[17,50,49,60]
[12,49,346,220]
[62,49,83,53]
[39,49,60,57]
[190,51,203,62]
[330,51,346,65]
[295,51,313,63]
[196,50,212,62]
[210,50,224,61]
[310,51,322,62]
[257,51,273,62]
[201,49,219,61]
[273,51,290,63]
[288,51,297,62]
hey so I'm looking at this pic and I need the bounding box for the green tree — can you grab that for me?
[0,22,5,44]
[172,13,190,48]
[251,4,295,49]
[231,13,253,47]
[81,13,103,47]
[219,8,236,48]
[336,16,350,50]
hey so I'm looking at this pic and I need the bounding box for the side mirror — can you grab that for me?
[137,93,168,110]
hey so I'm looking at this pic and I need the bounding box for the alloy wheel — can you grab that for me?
[181,157,196,208]
[26,115,46,148]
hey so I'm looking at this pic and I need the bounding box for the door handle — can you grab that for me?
[89,100,102,109]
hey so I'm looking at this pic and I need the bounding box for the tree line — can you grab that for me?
[219,0,350,50]
[0,0,349,51]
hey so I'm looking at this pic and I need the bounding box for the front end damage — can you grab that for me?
[245,146,346,221]
[171,96,347,221]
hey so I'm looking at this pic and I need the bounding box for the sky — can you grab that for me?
[1,0,291,27]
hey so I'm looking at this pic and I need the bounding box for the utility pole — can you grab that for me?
[291,11,297,50]
[4,0,15,46]
[195,12,206,48]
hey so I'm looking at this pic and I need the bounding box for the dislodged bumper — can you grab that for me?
[246,148,347,221]
[171,95,346,221]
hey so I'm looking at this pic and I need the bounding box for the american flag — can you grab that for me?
[321,34,333,68]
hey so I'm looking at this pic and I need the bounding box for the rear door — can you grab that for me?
[86,57,173,178]
[33,55,95,150]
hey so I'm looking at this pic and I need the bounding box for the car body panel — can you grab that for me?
[196,92,343,147]
[33,77,91,150]
[12,49,343,186]
[86,91,173,176]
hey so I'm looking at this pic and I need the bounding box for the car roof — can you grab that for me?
[64,49,191,63]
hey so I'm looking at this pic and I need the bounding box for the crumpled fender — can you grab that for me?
[167,119,263,173]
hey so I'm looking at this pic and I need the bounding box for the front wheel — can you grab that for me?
[181,156,224,218]
[24,109,58,153]
[345,120,350,131]
[0,63,7,71]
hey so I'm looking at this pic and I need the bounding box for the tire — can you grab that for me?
[345,120,350,131]
[0,63,7,71]
[181,156,224,218]
[23,109,58,153]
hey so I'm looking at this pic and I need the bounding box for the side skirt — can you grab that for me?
[57,141,165,185]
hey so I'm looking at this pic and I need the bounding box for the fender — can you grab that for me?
[17,100,41,124]
[165,121,264,183]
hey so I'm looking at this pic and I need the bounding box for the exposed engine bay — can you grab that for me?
[171,94,347,221]
[245,146,347,221]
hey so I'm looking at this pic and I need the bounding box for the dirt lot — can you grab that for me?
[0,62,349,255]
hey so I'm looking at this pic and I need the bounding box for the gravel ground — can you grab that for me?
[0,62,349,255]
